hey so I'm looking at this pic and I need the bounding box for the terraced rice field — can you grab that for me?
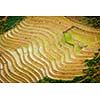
[0,16,100,83]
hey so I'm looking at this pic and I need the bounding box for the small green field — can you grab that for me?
[64,32,77,46]
[64,32,81,53]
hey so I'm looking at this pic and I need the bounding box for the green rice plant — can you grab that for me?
[64,32,78,46]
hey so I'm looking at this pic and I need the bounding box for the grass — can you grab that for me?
[64,32,78,46]
[64,32,81,53]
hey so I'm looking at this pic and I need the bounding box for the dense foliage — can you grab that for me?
[67,16,100,29]
[0,16,24,34]
[38,49,100,83]
[80,16,100,29]
[82,48,100,82]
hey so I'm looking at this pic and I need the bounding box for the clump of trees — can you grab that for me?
[38,76,71,83]
[82,48,100,82]
[72,48,100,83]
[0,16,24,34]
[38,48,100,83]
[80,16,100,29]
[66,16,100,29]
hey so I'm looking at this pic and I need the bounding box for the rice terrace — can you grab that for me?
[0,16,100,83]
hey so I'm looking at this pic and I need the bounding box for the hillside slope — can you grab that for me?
[0,16,100,83]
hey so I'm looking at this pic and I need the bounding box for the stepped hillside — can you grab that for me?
[0,16,100,83]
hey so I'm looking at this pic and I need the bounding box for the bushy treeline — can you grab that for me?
[0,16,24,34]
[84,16,100,28]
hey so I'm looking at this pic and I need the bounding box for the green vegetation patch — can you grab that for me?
[38,76,74,83]
[64,32,77,46]
[79,16,100,29]
[0,16,25,34]
[67,16,100,29]
[38,76,86,83]
[64,32,81,53]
